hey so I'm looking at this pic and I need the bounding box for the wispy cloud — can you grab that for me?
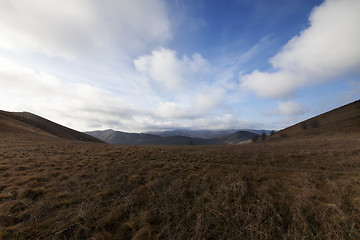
[0,55,251,132]
[0,56,142,129]
[0,0,357,132]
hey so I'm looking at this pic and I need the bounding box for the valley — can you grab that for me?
[0,100,359,239]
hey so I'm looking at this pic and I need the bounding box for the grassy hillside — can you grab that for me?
[270,99,360,141]
[0,111,102,143]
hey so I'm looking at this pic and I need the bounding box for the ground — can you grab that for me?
[1,135,360,239]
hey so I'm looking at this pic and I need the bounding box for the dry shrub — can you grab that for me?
[20,187,45,200]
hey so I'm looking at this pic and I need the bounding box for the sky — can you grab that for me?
[0,0,359,132]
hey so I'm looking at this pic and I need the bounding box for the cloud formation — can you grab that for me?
[0,55,245,132]
[240,0,360,98]
[134,47,184,91]
[276,101,307,116]
[134,47,209,91]
[2,0,355,132]
[0,56,141,130]
[0,0,170,59]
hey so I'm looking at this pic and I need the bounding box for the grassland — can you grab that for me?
[1,135,360,239]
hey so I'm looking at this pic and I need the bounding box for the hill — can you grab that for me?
[0,110,103,143]
[86,129,258,145]
[270,99,360,142]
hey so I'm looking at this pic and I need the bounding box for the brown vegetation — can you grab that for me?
[0,100,359,239]
[0,111,102,143]
[270,99,360,141]
[1,136,360,239]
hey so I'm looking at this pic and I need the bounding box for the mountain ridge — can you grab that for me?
[85,129,259,145]
[145,129,272,139]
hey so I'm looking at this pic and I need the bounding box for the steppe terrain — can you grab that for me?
[0,100,359,239]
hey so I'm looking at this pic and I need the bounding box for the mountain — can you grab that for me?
[242,129,273,135]
[0,110,103,143]
[86,129,258,145]
[270,99,360,141]
[145,129,239,139]
[86,129,208,145]
[146,129,272,139]
[217,130,260,144]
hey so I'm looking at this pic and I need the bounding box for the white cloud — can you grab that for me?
[134,47,184,91]
[240,0,360,98]
[0,55,243,132]
[276,101,307,116]
[0,0,171,59]
[154,87,225,120]
[134,46,209,92]
[241,70,305,98]
[0,56,142,130]
[135,113,258,132]
[264,101,307,116]
[194,88,225,111]
[156,101,196,119]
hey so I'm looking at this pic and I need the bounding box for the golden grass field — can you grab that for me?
[0,100,359,239]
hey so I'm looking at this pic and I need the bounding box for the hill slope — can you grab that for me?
[271,99,360,141]
[0,110,103,143]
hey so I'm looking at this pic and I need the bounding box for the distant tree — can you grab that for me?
[270,130,276,135]
[261,132,267,140]
[252,134,260,143]
[301,122,307,130]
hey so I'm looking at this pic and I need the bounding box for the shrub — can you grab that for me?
[261,132,267,140]
[252,135,260,143]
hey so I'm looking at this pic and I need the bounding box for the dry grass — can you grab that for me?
[0,135,359,240]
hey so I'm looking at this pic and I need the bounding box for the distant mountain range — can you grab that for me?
[1,99,358,145]
[85,129,261,145]
[145,129,272,139]
[0,109,267,145]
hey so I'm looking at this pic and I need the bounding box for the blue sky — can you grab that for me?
[0,0,359,132]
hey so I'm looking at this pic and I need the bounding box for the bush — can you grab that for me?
[252,135,260,143]
[261,132,267,140]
